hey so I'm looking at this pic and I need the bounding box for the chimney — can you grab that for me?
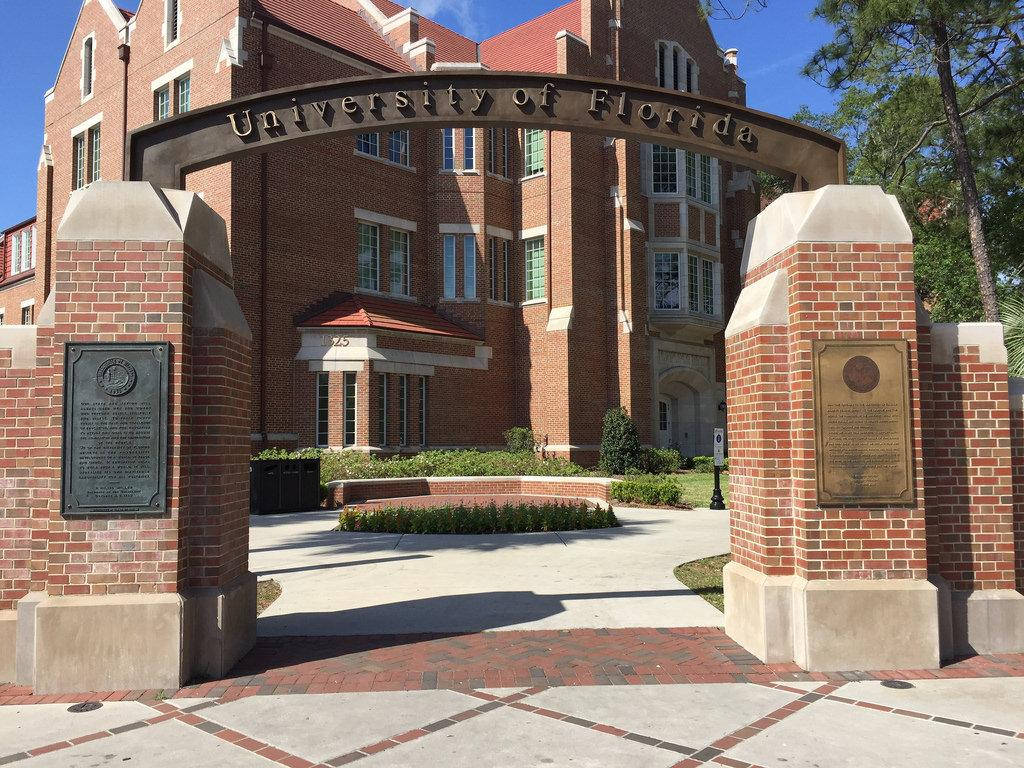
[403,38,436,72]
[724,48,739,72]
[382,7,420,49]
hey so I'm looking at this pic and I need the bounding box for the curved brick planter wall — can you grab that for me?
[327,476,613,509]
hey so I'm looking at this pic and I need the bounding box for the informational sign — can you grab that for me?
[62,343,169,516]
[714,428,725,467]
[812,340,914,505]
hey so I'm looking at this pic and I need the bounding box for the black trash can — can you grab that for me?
[250,457,321,514]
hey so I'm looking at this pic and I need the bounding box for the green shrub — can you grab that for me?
[692,456,728,473]
[645,447,682,474]
[319,449,589,484]
[338,501,618,534]
[504,427,536,453]
[252,447,322,460]
[610,475,683,506]
[600,407,644,475]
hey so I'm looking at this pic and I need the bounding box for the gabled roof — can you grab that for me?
[256,0,412,72]
[371,0,478,62]
[480,0,581,73]
[299,293,481,341]
[48,0,129,97]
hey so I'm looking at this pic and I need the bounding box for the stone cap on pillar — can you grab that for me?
[742,185,912,278]
[931,323,1008,366]
[57,181,232,278]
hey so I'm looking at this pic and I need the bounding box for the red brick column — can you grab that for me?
[1012,379,1024,593]
[2,182,255,693]
[723,186,939,671]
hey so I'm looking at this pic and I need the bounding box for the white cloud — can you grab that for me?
[414,0,484,40]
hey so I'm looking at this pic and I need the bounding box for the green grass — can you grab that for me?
[338,501,619,534]
[674,554,730,612]
[673,471,729,508]
[257,579,282,616]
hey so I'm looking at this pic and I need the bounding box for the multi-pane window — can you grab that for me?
[487,128,511,177]
[702,259,715,315]
[523,129,544,176]
[390,230,410,296]
[399,375,409,446]
[700,155,713,204]
[166,0,181,45]
[442,128,455,170]
[88,125,101,184]
[659,400,669,432]
[443,234,456,298]
[316,373,329,447]
[686,151,697,198]
[343,372,357,447]
[72,134,86,190]
[463,236,476,299]
[378,373,388,446]
[388,130,410,166]
[502,241,510,302]
[82,37,94,99]
[356,132,379,157]
[687,254,700,312]
[652,145,677,194]
[155,86,171,120]
[176,75,190,113]
[420,377,428,446]
[654,252,680,310]
[9,233,19,275]
[524,237,546,301]
[489,238,498,300]
[463,128,475,170]
[357,222,379,291]
[21,305,33,325]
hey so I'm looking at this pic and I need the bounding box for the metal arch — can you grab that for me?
[127,71,847,190]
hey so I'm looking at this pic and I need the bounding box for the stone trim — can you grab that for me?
[724,269,788,338]
[520,225,548,240]
[403,38,435,58]
[355,208,418,232]
[439,223,481,234]
[555,30,587,46]
[486,225,513,240]
[0,325,38,369]
[931,322,1008,365]
[151,59,194,91]
[546,305,574,332]
[69,110,103,138]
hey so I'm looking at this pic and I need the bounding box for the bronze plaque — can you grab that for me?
[62,342,169,516]
[813,340,914,505]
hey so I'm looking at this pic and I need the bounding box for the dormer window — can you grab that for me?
[81,36,95,100]
[656,41,698,94]
[165,0,181,47]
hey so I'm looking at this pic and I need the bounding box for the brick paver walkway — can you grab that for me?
[4,627,1024,706]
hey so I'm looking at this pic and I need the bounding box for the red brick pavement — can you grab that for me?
[3,627,1024,705]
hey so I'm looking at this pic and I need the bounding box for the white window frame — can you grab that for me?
[9,233,20,275]
[463,235,477,299]
[443,234,457,299]
[399,375,409,446]
[21,299,35,326]
[356,222,380,291]
[176,73,191,113]
[524,236,546,302]
[81,34,96,103]
[442,128,455,170]
[654,251,681,310]
[390,229,411,296]
[388,130,411,167]
[650,145,679,195]
[343,371,357,447]
[463,128,476,171]
[164,0,182,50]
[30,226,37,270]
[378,373,388,447]
[315,372,329,448]
[656,40,698,94]
[154,85,171,121]
[523,129,545,178]
[356,132,379,158]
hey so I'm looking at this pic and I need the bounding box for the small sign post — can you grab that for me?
[710,428,726,510]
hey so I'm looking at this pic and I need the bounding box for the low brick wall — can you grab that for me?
[327,476,613,509]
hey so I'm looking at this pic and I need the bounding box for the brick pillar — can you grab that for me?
[4,182,255,693]
[920,322,1024,656]
[723,185,940,671]
[1012,379,1024,594]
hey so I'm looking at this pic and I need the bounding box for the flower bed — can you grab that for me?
[338,501,619,534]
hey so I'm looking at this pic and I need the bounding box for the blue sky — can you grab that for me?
[0,1,838,226]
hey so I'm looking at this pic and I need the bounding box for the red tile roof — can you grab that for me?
[256,0,412,72]
[300,293,481,341]
[371,0,478,62]
[480,1,581,73]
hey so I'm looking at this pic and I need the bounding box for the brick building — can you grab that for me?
[19,0,759,464]
[0,217,39,327]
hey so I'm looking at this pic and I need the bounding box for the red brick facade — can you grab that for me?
[0,218,39,327]
[13,0,755,464]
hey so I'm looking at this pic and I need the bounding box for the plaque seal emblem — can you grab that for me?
[842,355,880,394]
[96,357,137,397]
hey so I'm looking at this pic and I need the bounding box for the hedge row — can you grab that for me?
[338,502,619,534]
[610,476,683,506]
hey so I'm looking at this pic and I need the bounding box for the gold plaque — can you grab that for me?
[812,340,914,505]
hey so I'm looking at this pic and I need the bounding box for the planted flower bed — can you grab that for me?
[338,501,619,534]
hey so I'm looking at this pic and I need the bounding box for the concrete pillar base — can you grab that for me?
[0,610,15,683]
[184,572,257,680]
[724,562,942,671]
[31,593,186,694]
[15,592,45,685]
[934,577,1024,658]
[724,562,793,663]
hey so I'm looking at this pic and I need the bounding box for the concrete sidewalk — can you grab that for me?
[3,677,1023,767]
[250,507,729,636]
